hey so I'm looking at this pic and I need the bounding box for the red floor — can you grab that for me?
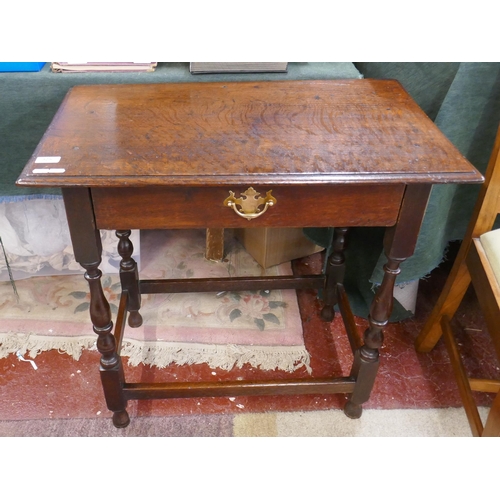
[1,242,497,423]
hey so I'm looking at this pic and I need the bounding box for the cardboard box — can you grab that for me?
[236,227,324,268]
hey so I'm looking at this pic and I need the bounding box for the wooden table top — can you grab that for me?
[17,79,483,188]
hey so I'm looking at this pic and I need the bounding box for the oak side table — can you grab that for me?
[17,80,483,428]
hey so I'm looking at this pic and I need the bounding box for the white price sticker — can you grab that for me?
[33,168,66,174]
[35,156,61,164]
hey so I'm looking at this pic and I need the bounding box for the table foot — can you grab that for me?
[344,401,362,419]
[128,310,143,328]
[112,410,130,428]
[320,305,335,322]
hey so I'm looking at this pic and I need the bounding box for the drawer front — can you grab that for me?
[92,184,405,230]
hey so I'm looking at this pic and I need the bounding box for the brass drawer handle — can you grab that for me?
[223,187,277,220]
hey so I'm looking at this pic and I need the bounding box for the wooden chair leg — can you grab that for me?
[416,127,500,353]
[482,390,500,437]
[441,316,484,437]
[415,256,472,352]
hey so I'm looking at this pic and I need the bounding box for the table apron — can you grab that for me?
[91,184,406,229]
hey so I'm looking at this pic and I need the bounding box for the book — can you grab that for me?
[189,62,288,74]
[51,62,157,73]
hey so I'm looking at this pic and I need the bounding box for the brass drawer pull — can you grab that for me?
[223,187,277,220]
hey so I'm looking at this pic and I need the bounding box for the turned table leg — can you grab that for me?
[84,262,129,428]
[344,184,432,418]
[344,255,403,418]
[63,188,130,428]
[116,229,143,328]
[321,227,349,321]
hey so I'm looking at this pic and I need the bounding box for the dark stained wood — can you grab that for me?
[17,80,484,428]
[116,230,142,328]
[139,275,325,295]
[86,260,129,428]
[16,80,482,189]
[365,184,432,339]
[63,187,129,428]
[321,227,348,321]
[62,188,102,265]
[345,347,379,419]
[114,291,128,355]
[337,284,363,352]
[383,184,433,261]
[345,184,433,418]
[123,378,357,400]
[91,184,405,230]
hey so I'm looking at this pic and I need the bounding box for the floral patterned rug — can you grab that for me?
[0,229,309,372]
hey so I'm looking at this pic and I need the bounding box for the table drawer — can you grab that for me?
[91,184,405,230]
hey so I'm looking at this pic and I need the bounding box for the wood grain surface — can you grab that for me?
[90,184,405,229]
[17,79,482,188]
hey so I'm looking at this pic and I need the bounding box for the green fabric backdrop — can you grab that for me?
[3,62,499,322]
[306,62,500,320]
[0,62,361,200]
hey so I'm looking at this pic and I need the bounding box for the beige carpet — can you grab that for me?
[0,407,488,437]
[232,407,490,437]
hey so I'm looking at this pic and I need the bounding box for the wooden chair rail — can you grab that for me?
[416,124,500,437]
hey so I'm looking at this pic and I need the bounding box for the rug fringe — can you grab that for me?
[120,339,312,374]
[0,333,96,360]
[0,333,312,374]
